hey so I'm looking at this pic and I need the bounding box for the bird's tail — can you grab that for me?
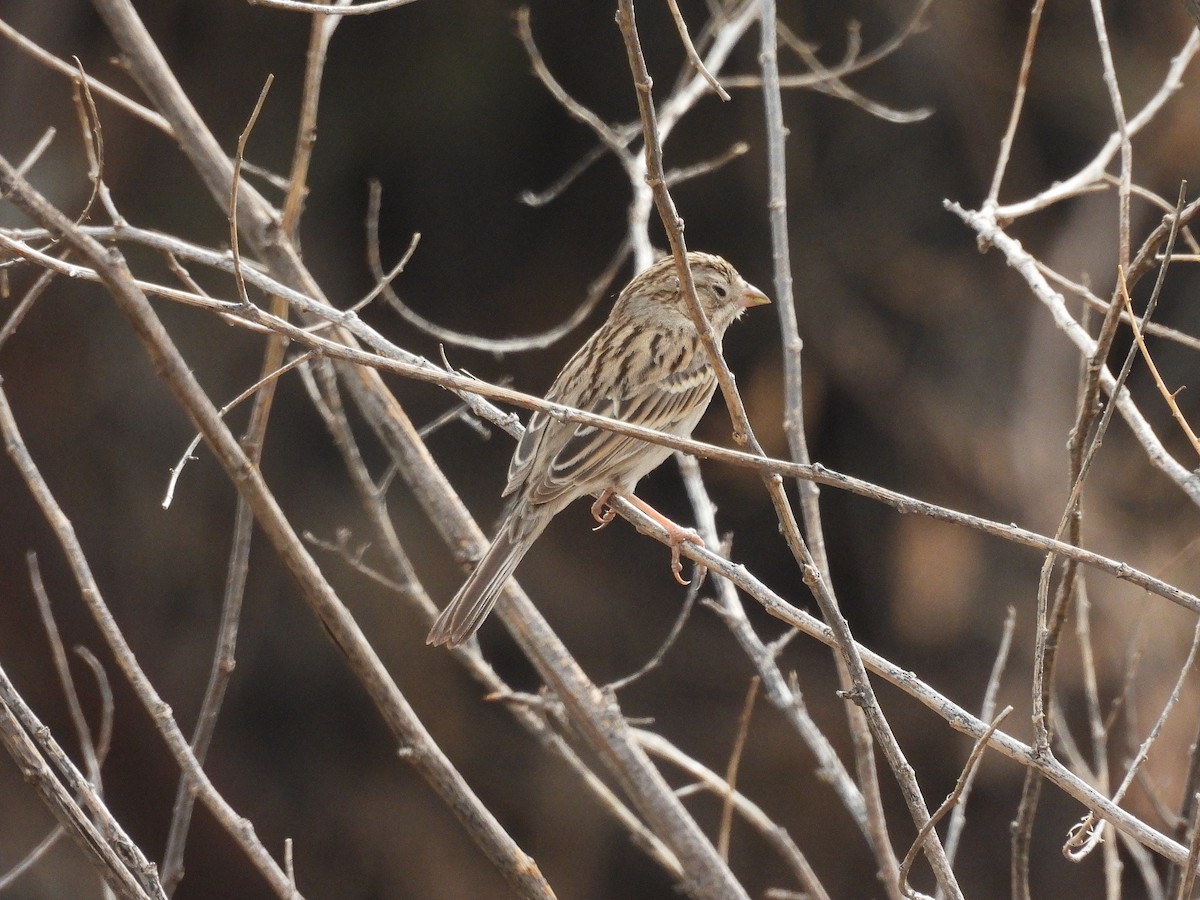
[426,514,543,647]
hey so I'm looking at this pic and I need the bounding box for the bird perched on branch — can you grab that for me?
[427,251,770,647]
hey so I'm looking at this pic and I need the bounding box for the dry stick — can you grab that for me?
[757,2,904,890]
[73,59,123,229]
[635,730,831,900]
[30,554,118,900]
[0,159,554,900]
[1170,751,1200,897]
[9,126,57,182]
[0,670,156,900]
[0,266,56,349]
[74,647,115,766]
[617,2,958,892]
[757,0,825,580]
[229,75,273,308]
[725,1,933,107]
[763,14,933,124]
[1089,0,1133,271]
[605,559,701,693]
[897,709,1012,899]
[717,676,760,860]
[68,65,103,227]
[515,8,631,156]
[1072,583,1123,897]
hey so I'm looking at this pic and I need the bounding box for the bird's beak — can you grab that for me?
[739,282,771,309]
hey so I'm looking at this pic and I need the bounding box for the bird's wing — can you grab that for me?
[505,335,715,508]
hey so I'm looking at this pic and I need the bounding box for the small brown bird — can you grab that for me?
[427,252,769,647]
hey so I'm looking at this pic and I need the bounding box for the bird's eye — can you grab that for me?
[712,283,728,299]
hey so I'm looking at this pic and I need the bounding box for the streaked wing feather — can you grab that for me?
[521,362,715,506]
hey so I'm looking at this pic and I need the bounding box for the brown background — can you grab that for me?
[2,1,1200,897]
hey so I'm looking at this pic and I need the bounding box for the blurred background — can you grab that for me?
[2,0,1200,896]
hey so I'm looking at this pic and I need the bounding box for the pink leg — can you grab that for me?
[619,493,706,586]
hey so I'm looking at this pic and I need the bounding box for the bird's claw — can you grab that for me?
[669,529,705,586]
[590,491,617,531]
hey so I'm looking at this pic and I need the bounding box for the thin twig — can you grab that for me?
[664,0,729,100]
[247,0,422,13]
[367,181,625,352]
[230,75,275,308]
[1177,794,1200,900]
[0,826,65,892]
[0,265,57,349]
[1118,266,1200,458]
[899,708,1012,898]
[606,566,702,693]
[941,608,1016,878]
[163,351,315,509]
[28,553,103,789]
[0,17,170,133]
[984,0,1044,208]
[717,676,759,860]
[71,57,123,226]
[636,730,831,900]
